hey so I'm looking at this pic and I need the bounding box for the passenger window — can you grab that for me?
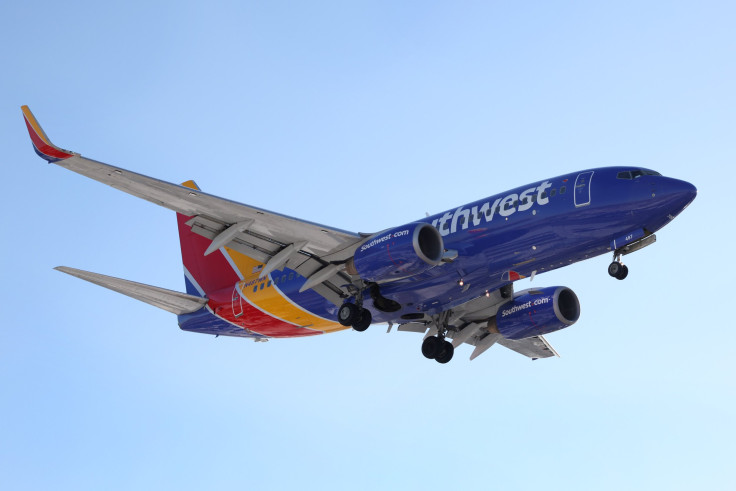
[551,189,557,197]
[289,273,294,280]
[560,186,566,194]
[259,283,264,290]
[281,275,286,283]
[267,281,272,287]
[442,221,450,230]
[541,191,548,199]
[459,216,465,225]
[253,286,257,293]
[486,208,492,216]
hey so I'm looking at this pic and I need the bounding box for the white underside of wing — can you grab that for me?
[55,155,361,256]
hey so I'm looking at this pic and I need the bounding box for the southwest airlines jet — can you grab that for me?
[22,106,697,363]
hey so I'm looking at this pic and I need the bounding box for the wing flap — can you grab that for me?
[497,336,559,359]
[55,266,208,315]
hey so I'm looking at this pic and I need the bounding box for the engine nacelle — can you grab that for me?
[346,222,444,283]
[491,286,580,340]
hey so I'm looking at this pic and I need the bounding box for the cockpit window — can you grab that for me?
[618,169,662,180]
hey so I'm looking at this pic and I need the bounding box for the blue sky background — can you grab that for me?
[1,1,734,489]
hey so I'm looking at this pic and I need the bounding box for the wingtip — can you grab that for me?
[21,105,78,163]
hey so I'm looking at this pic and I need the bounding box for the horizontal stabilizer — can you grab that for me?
[55,266,208,315]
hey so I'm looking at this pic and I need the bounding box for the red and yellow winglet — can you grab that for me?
[21,105,78,162]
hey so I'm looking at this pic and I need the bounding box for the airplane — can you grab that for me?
[21,105,697,363]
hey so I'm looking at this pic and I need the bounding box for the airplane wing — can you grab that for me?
[397,286,559,361]
[22,106,364,304]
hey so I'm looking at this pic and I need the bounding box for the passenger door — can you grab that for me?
[574,171,594,207]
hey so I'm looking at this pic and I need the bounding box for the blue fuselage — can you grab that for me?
[370,166,696,320]
[180,166,697,332]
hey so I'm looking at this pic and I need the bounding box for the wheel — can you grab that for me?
[421,336,442,359]
[352,308,372,332]
[616,265,629,280]
[435,340,454,364]
[608,262,623,278]
[338,303,359,326]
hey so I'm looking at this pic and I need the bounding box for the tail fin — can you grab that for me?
[178,180,240,297]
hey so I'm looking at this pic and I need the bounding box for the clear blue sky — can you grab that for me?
[2,1,734,489]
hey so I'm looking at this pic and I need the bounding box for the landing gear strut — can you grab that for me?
[608,253,629,280]
[421,311,454,364]
[338,288,373,331]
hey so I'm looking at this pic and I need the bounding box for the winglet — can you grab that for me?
[21,105,78,162]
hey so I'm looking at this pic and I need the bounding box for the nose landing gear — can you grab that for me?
[608,253,629,280]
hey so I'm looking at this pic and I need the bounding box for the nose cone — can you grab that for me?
[675,179,697,207]
[662,177,697,215]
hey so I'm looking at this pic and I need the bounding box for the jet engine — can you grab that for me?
[490,286,580,340]
[345,222,444,283]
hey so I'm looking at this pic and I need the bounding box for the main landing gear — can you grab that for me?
[338,302,372,331]
[608,252,629,280]
[422,336,454,364]
[338,286,373,332]
[421,311,454,364]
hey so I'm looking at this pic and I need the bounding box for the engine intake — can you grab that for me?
[346,222,444,283]
[490,286,580,340]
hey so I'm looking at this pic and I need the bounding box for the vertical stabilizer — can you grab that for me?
[177,181,240,297]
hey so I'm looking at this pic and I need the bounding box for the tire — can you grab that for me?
[421,336,442,359]
[352,309,372,332]
[617,265,629,280]
[435,340,454,364]
[608,262,622,278]
[338,303,359,326]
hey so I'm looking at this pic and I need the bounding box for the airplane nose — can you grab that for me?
[675,179,697,205]
[661,177,697,213]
